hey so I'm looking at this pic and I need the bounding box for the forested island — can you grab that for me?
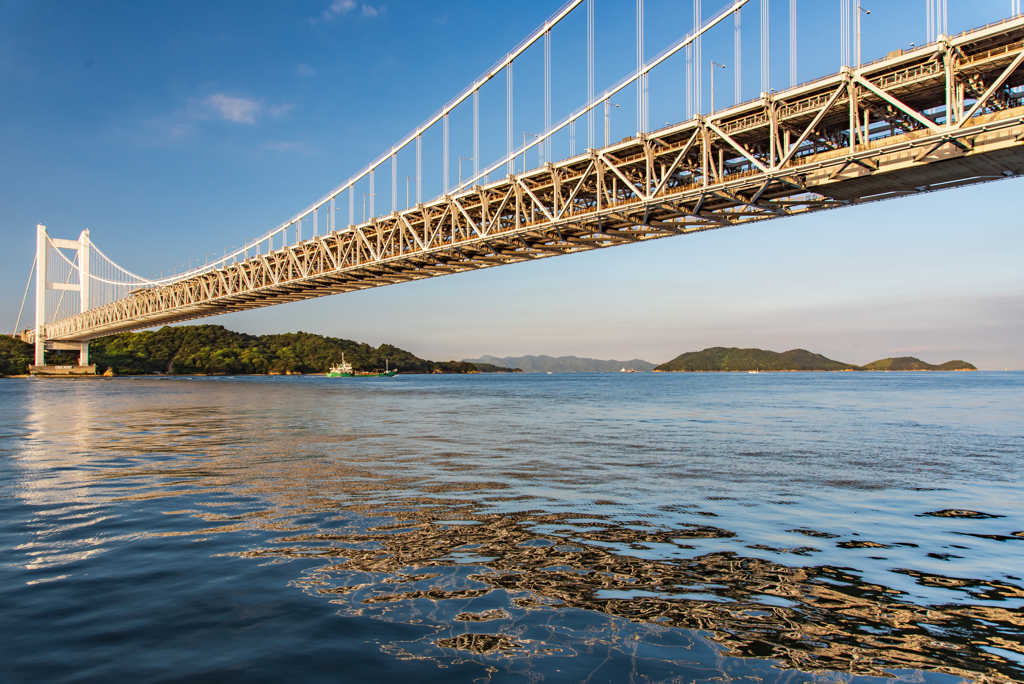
[0,325,521,376]
[654,347,976,372]
[859,357,977,371]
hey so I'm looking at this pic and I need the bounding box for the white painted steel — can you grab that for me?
[735,7,742,104]
[35,224,46,366]
[761,0,770,94]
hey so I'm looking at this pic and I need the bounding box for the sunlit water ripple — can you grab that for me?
[1,372,1021,683]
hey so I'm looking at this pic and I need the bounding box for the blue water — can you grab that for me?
[1,371,1021,682]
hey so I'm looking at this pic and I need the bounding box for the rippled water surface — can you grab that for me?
[1,372,1022,683]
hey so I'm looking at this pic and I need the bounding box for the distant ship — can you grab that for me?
[620,367,639,373]
[327,354,396,378]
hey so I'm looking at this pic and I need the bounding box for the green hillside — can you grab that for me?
[861,357,977,371]
[0,326,522,376]
[464,354,657,373]
[0,336,35,376]
[655,347,855,372]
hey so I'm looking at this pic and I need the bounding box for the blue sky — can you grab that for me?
[1,0,1022,369]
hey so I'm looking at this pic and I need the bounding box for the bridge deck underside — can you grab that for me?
[817,146,1024,200]
[36,17,1024,343]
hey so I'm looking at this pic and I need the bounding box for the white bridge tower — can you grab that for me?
[32,224,92,372]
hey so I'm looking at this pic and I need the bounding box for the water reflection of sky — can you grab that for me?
[1,373,1022,682]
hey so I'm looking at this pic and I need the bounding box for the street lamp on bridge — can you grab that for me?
[458,157,473,189]
[406,177,419,210]
[604,99,619,146]
[710,61,727,115]
[522,133,539,173]
[363,193,376,223]
[856,3,871,67]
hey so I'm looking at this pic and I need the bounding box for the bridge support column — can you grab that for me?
[78,228,90,370]
[34,223,47,367]
[79,228,90,315]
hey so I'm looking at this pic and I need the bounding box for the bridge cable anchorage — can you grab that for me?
[927,0,948,42]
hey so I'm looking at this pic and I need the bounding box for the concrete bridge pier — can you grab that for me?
[27,340,95,376]
[45,341,89,365]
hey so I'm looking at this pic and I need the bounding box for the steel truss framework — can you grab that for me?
[34,17,1024,344]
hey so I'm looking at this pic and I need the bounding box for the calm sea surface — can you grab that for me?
[1,372,1022,683]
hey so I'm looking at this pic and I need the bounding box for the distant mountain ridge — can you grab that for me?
[463,355,656,373]
[655,347,975,372]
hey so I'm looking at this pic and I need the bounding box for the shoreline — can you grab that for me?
[1,368,993,380]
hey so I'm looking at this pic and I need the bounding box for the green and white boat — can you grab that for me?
[326,354,396,378]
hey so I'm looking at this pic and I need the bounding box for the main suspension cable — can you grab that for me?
[47,237,152,288]
[12,256,36,336]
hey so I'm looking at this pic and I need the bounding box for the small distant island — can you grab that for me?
[0,325,522,376]
[858,357,976,371]
[462,355,658,373]
[654,347,976,372]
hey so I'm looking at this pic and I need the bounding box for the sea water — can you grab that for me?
[1,371,1021,683]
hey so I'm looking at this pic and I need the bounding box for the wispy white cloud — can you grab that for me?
[321,0,356,21]
[204,94,260,124]
[296,63,316,76]
[316,0,382,22]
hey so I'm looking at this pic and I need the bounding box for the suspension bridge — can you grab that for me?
[14,0,1024,374]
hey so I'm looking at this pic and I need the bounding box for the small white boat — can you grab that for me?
[328,355,355,377]
[327,354,396,378]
